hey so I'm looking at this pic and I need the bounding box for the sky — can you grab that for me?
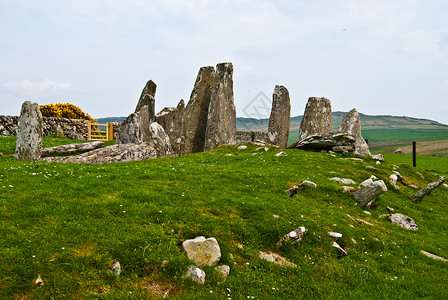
[1,0,448,124]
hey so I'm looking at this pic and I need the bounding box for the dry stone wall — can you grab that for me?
[236,131,269,144]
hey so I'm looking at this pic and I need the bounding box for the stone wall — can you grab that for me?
[0,116,19,136]
[236,131,269,144]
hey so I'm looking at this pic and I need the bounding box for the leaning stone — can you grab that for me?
[298,97,332,141]
[149,122,172,158]
[204,62,237,151]
[267,85,291,148]
[184,265,206,284]
[215,265,230,279]
[155,100,185,156]
[135,80,156,121]
[15,101,43,161]
[410,176,446,203]
[117,106,151,144]
[278,227,307,245]
[353,180,387,207]
[181,236,221,267]
[330,177,355,185]
[259,251,297,267]
[420,250,448,262]
[338,108,371,156]
[41,141,104,157]
[332,242,347,257]
[388,213,418,230]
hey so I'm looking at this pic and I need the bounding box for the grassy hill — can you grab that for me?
[0,136,447,298]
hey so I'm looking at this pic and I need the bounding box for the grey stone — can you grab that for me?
[288,132,356,153]
[389,213,418,230]
[15,101,43,161]
[184,66,215,154]
[215,265,230,279]
[111,261,121,276]
[117,106,151,145]
[298,97,332,141]
[332,242,347,257]
[259,251,297,267]
[371,154,384,161]
[420,250,448,262]
[184,265,206,284]
[353,180,388,207]
[149,122,172,157]
[338,109,371,156]
[328,232,343,238]
[278,227,307,245]
[330,177,356,185]
[135,80,156,122]
[181,236,221,267]
[156,99,185,156]
[267,85,290,148]
[55,124,64,137]
[41,141,104,157]
[204,62,237,151]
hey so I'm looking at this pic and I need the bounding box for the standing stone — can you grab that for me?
[15,101,43,161]
[204,62,236,151]
[156,99,185,156]
[184,66,215,154]
[149,122,172,157]
[338,108,370,156]
[298,97,332,141]
[267,85,291,148]
[135,80,157,122]
[116,106,151,145]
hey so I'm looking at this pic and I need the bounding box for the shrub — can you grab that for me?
[39,103,93,121]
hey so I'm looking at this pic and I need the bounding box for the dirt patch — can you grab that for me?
[370,139,448,156]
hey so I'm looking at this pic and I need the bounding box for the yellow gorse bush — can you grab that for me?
[39,103,93,121]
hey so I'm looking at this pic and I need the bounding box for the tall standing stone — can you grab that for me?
[267,85,291,148]
[204,62,236,151]
[135,80,157,122]
[117,106,151,145]
[298,97,332,141]
[156,99,185,156]
[15,101,43,161]
[184,66,215,154]
[338,108,371,156]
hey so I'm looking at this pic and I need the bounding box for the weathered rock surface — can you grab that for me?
[181,236,221,267]
[328,232,342,238]
[149,122,172,157]
[421,250,448,262]
[389,213,418,230]
[278,227,307,245]
[0,115,19,136]
[184,66,215,154]
[332,242,347,257]
[156,100,184,156]
[15,101,43,161]
[338,108,371,156]
[267,85,290,148]
[184,265,206,284]
[41,143,157,164]
[410,176,446,203]
[204,62,236,151]
[353,180,387,207]
[41,141,104,157]
[135,80,156,122]
[298,97,332,141]
[259,251,297,267]
[117,106,151,145]
[330,177,356,185]
[288,133,356,153]
[215,265,230,279]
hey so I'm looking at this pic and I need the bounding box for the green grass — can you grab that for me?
[382,153,448,174]
[1,136,447,298]
[362,129,448,143]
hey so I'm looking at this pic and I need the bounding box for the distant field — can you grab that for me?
[362,129,448,143]
[383,153,448,174]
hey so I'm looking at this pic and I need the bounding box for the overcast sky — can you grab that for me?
[1,0,448,124]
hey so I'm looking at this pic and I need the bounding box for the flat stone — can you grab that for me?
[389,213,418,230]
[328,232,342,238]
[330,177,355,185]
[259,251,297,267]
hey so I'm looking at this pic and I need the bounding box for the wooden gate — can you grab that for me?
[87,121,114,141]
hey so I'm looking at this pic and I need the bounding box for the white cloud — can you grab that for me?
[4,79,72,95]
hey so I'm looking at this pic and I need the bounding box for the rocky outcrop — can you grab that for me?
[181,236,221,267]
[288,132,356,153]
[298,97,332,141]
[156,99,185,156]
[41,141,104,157]
[116,106,151,145]
[338,109,370,156]
[14,101,43,161]
[267,85,290,148]
[184,66,215,154]
[204,62,237,151]
[41,143,157,164]
[135,80,157,122]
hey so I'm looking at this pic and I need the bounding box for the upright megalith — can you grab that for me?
[135,80,156,122]
[156,99,185,156]
[204,62,236,151]
[338,108,371,156]
[298,97,332,141]
[184,66,215,154]
[149,122,172,157]
[267,85,291,148]
[15,101,43,161]
[117,106,151,145]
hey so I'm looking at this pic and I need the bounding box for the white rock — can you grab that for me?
[182,236,221,266]
[330,177,355,185]
[332,242,347,257]
[237,145,247,150]
[184,265,206,284]
[276,151,287,156]
[328,232,342,238]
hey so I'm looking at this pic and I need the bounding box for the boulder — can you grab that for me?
[338,109,371,156]
[298,97,332,141]
[184,265,206,284]
[267,85,290,148]
[41,141,104,157]
[135,79,157,122]
[184,66,215,154]
[204,62,237,151]
[117,106,151,144]
[389,213,418,230]
[181,236,221,267]
[15,101,43,161]
[353,180,387,207]
[156,99,185,156]
[288,132,356,153]
[149,122,172,157]
[278,227,307,245]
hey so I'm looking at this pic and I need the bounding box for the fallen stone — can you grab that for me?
[410,176,446,203]
[353,180,387,207]
[338,108,371,156]
[41,141,104,157]
[298,97,332,141]
[267,85,290,148]
[420,250,448,262]
[371,154,384,161]
[259,251,297,267]
[359,178,374,189]
[111,261,121,276]
[330,177,355,185]
[301,180,317,189]
[394,149,402,154]
[15,101,43,161]
[184,265,206,284]
[181,236,221,267]
[328,232,342,238]
[276,151,287,156]
[288,132,356,153]
[278,227,307,245]
[332,242,347,257]
[215,265,230,279]
[237,145,247,150]
[388,213,418,230]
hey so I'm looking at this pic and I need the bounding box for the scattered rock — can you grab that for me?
[388,213,418,230]
[184,265,206,284]
[394,149,402,154]
[353,180,387,207]
[298,97,332,141]
[387,206,395,212]
[338,108,371,156]
[259,251,297,267]
[181,236,221,267]
[410,176,446,203]
[342,186,355,192]
[41,141,104,157]
[287,181,317,196]
[215,265,230,279]
[55,124,64,137]
[278,227,307,245]
[301,180,317,189]
[363,210,371,215]
[267,85,291,148]
[276,151,287,156]
[237,145,247,150]
[288,132,356,153]
[34,275,43,286]
[371,154,384,161]
[111,261,121,276]
[328,232,342,238]
[330,177,355,185]
[347,214,374,226]
[15,101,43,161]
[332,242,347,257]
[444,184,448,189]
[420,250,448,262]
[366,166,376,170]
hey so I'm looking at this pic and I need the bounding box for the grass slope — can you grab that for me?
[1,136,447,298]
